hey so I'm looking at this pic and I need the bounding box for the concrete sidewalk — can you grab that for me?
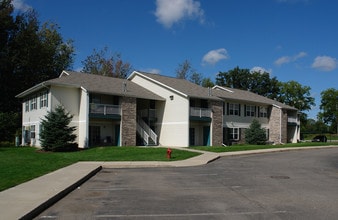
[1,145,337,219]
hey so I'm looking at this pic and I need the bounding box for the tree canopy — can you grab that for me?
[215,66,315,125]
[318,88,338,133]
[81,46,132,78]
[215,66,280,100]
[0,0,74,112]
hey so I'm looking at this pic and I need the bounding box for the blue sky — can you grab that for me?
[14,0,338,119]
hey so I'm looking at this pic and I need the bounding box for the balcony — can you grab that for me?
[190,107,212,121]
[90,103,121,119]
[288,116,300,125]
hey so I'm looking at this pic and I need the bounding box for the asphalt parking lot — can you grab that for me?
[37,148,338,219]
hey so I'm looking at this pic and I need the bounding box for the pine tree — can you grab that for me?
[245,119,267,145]
[40,105,77,151]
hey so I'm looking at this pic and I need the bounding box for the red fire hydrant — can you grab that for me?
[166,148,172,159]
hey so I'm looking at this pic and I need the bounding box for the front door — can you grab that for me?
[203,126,210,146]
[115,124,120,146]
[189,127,195,146]
[89,126,100,146]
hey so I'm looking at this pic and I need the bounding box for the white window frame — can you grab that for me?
[25,100,29,112]
[246,105,255,117]
[229,103,240,116]
[30,125,36,139]
[229,127,239,140]
[40,91,48,108]
[259,107,268,118]
[30,96,37,110]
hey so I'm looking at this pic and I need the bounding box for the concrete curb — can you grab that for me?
[20,166,102,220]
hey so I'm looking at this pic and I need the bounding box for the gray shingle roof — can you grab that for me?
[131,71,222,101]
[17,71,164,101]
[212,86,297,110]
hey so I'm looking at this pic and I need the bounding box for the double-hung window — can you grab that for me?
[229,103,240,116]
[246,105,255,117]
[40,91,48,108]
[30,96,37,110]
[30,125,35,139]
[259,107,268,117]
[25,100,29,112]
[229,128,239,140]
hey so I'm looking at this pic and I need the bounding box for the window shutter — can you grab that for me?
[239,104,241,116]
[258,106,260,118]
[227,103,229,115]
[255,106,257,117]
[244,105,246,117]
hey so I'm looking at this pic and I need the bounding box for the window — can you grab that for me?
[229,128,239,140]
[228,103,240,116]
[259,107,268,117]
[246,105,255,117]
[30,96,37,110]
[25,100,29,112]
[40,91,48,108]
[30,125,35,139]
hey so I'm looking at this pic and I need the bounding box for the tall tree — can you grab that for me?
[0,0,74,112]
[81,46,132,78]
[175,59,192,79]
[318,88,338,133]
[278,80,315,126]
[189,72,203,85]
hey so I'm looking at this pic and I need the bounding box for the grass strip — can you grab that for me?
[0,146,199,191]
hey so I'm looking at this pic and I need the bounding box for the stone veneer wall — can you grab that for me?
[211,100,223,146]
[269,106,288,144]
[121,97,137,146]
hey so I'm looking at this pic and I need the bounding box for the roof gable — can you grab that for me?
[17,71,164,101]
[129,71,221,101]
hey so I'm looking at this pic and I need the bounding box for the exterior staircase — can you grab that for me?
[137,116,158,146]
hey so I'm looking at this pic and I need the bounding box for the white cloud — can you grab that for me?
[202,48,229,65]
[250,66,272,74]
[274,51,307,66]
[274,56,291,66]
[154,0,204,28]
[12,0,31,12]
[311,56,337,71]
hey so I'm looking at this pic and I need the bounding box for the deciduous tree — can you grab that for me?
[278,80,315,126]
[318,88,338,133]
[81,46,132,78]
[215,66,280,99]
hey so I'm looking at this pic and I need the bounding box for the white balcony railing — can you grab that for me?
[288,116,300,124]
[190,107,211,118]
[90,103,121,115]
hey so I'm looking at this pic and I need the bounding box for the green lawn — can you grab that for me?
[0,146,199,191]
